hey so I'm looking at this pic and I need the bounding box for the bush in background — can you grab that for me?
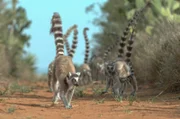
[132,21,180,91]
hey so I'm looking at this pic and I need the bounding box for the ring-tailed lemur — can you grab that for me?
[111,28,137,98]
[98,30,136,96]
[50,12,81,109]
[110,4,150,97]
[97,32,119,74]
[79,27,92,86]
[48,25,78,92]
[96,33,120,93]
[98,2,150,98]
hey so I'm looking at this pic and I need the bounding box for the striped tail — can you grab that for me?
[118,2,150,58]
[83,27,90,64]
[103,45,114,61]
[63,24,77,55]
[50,12,64,56]
[69,26,78,58]
[124,1,151,74]
[103,32,119,61]
[128,61,134,75]
[125,28,136,76]
[118,11,140,58]
[125,28,136,63]
[124,0,150,60]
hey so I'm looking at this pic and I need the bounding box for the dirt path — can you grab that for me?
[0,81,180,119]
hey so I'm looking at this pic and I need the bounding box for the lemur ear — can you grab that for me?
[68,72,72,77]
[76,72,81,76]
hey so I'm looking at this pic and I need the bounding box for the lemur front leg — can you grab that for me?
[118,82,127,100]
[129,75,138,96]
[101,76,111,94]
[67,88,75,108]
[60,90,72,109]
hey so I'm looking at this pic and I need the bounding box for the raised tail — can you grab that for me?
[63,24,77,55]
[118,13,138,58]
[125,28,136,63]
[50,12,64,56]
[103,45,114,61]
[83,27,90,64]
[103,32,119,61]
[69,26,78,58]
[118,3,150,58]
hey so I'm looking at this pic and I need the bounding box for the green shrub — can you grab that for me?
[132,21,180,91]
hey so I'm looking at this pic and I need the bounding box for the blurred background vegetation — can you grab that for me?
[0,0,37,81]
[0,0,179,92]
[87,0,180,92]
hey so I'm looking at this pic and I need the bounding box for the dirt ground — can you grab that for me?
[0,81,180,119]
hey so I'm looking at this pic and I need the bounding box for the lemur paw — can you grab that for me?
[65,105,72,109]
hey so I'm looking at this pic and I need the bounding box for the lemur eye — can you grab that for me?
[73,77,79,82]
[72,78,76,82]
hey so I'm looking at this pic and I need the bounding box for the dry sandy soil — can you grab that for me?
[0,81,180,119]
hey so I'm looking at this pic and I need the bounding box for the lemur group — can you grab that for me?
[47,2,150,109]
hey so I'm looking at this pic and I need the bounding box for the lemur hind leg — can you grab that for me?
[52,81,61,104]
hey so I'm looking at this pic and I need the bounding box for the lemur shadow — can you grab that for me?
[111,107,179,114]
[111,104,180,118]
[5,102,62,109]
[131,105,180,110]
[73,87,168,102]
[74,93,116,101]
[0,93,52,100]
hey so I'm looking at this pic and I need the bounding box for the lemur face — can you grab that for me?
[68,72,81,86]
